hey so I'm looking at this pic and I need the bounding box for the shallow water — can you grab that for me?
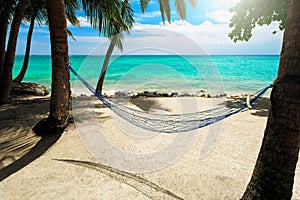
[13,55,279,95]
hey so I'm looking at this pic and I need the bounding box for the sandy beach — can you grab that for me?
[0,95,299,199]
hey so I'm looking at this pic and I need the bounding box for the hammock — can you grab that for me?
[69,65,271,133]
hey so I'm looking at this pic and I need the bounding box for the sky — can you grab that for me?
[15,0,284,55]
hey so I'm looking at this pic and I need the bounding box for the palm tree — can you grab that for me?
[0,1,16,79]
[34,0,133,134]
[14,0,80,83]
[95,0,134,94]
[241,0,300,198]
[13,0,46,83]
[35,0,72,134]
[158,0,198,23]
[0,0,28,104]
[95,0,198,94]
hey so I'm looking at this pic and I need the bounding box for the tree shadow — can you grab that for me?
[129,98,170,112]
[0,130,62,182]
[249,97,271,117]
[71,95,112,123]
[218,97,270,117]
[0,97,62,182]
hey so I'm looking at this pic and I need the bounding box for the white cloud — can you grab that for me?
[206,10,233,24]
[134,11,162,22]
[115,20,284,55]
[208,0,239,9]
[77,16,92,27]
[63,19,283,55]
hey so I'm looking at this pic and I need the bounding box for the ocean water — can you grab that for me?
[13,55,279,95]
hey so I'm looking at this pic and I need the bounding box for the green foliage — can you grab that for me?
[0,0,17,21]
[65,0,81,27]
[158,0,198,24]
[175,0,187,20]
[159,0,171,23]
[80,0,134,39]
[113,0,134,51]
[228,0,288,42]
[140,0,150,13]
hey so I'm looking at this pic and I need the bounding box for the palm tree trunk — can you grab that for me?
[242,0,300,199]
[95,36,116,95]
[0,0,27,104]
[14,14,36,83]
[95,0,129,95]
[43,0,70,131]
[0,16,8,80]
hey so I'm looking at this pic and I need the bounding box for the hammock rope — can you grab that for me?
[69,65,271,133]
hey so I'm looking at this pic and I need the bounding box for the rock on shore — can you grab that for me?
[11,82,49,97]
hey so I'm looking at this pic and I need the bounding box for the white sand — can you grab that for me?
[0,96,299,199]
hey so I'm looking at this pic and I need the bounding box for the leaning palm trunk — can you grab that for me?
[34,0,70,134]
[14,14,36,83]
[95,36,117,94]
[242,0,300,199]
[95,0,129,95]
[0,16,9,79]
[0,0,28,104]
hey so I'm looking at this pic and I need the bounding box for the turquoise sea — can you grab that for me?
[13,55,279,95]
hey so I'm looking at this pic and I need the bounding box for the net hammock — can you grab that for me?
[69,65,271,133]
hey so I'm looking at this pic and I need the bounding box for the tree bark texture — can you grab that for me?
[242,0,300,199]
[14,14,36,83]
[46,0,70,128]
[0,16,8,79]
[0,0,27,104]
[95,36,116,94]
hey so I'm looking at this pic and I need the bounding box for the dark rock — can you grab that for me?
[11,82,49,96]
[115,91,127,98]
[205,93,211,98]
[170,92,178,97]
[179,93,193,97]
[214,93,227,98]
[160,93,170,97]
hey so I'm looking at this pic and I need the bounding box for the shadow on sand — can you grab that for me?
[220,96,271,117]
[0,132,62,181]
[249,97,271,117]
[0,97,62,182]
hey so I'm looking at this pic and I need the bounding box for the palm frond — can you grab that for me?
[65,0,81,27]
[0,0,17,22]
[67,29,77,41]
[35,7,47,26]
[80,0,134,38]
[140,0,150,13]
[164,0,171,22]
[158,0,171,24]
[158,0,166,23]
[187,0,198,8]
[111,33,124,52]
[175,0,186,20]
[21,0,47,27]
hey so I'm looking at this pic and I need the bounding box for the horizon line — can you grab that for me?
[16,54,281,56]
